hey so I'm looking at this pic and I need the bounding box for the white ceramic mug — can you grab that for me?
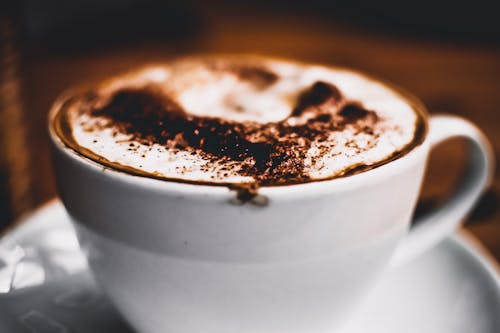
[49,78,493,333]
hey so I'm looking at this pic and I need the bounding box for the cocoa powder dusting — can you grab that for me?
[81,80,378,188]
[209,62,279,89]
[292,81,342,116]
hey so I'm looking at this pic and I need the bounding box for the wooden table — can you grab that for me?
[6,6,500,260]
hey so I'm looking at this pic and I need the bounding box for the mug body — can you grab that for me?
[51,124,430,333]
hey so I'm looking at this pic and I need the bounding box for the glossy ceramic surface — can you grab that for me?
[0,201,498,333]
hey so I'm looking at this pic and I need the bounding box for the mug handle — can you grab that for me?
[390,114,494,266]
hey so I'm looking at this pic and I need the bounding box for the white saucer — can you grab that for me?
[1,200,499,333]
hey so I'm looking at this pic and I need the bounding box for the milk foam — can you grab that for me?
[62,57,421,185]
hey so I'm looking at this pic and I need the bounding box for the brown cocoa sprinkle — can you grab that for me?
[292,81,342,117]
[339,102,377,122]
[208,61,279,89]
[80,81,378,189]
[228,183,260,204]
[233,65,279,89]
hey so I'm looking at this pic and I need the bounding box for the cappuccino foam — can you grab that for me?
[53,56,424,187]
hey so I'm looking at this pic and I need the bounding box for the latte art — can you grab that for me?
[53,56,425,187]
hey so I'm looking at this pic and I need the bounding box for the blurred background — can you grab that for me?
[1,0,499,257]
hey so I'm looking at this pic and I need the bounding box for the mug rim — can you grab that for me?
[48,55,431,201]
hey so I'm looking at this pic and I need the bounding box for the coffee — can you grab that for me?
[52,56,425,189]
[48,56,492,333]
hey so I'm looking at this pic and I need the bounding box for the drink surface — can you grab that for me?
[52,56,426,187]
